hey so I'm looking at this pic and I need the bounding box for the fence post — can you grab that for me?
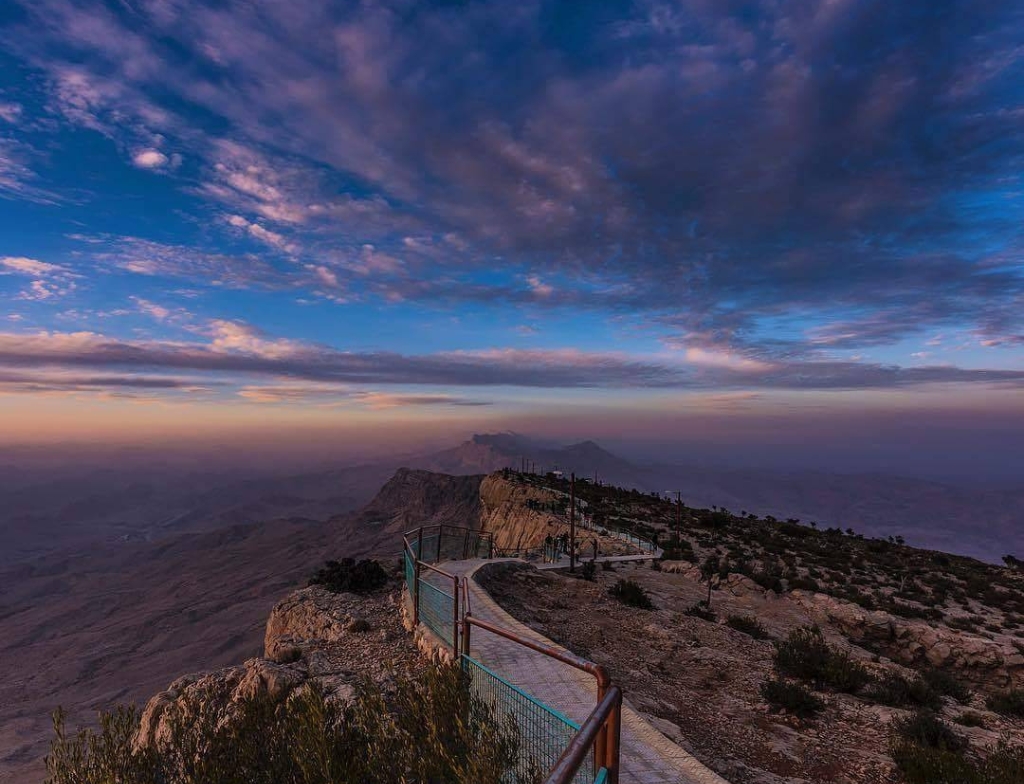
[606,698,622,784]
[437,525,444,563]
[595,682,607,776]
[463,529,470,559]
[452,575,461,657]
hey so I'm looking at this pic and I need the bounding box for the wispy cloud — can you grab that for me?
[0,325,1022,399]
[0,0,1022,383]
[1,255,78,300]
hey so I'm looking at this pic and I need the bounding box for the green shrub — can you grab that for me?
[608,578,654,609]
[309,559,388,594]
[580,560,596,581]
[869,670,940,709]
[726,615,770,640]
[954,711,987,728]
[889,740,976,784]
[774,626,870,693]
[787,576,820,592]
[892,710,967,752]
[760,678,824,718]
[982,742,1024,781]
[46,664,521,784]
[987,688,1024,718]
[684,602,716,621]
[921,668,972,704]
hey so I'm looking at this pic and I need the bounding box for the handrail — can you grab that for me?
[419,559,458,581]
[403,530,622,783]
[462,579,618,782]
[463,611,610,690]
[544,685,622,784]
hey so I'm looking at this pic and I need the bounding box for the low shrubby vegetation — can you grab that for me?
[46,664,520,784]
[921,668,972,704]
[308,558,389,594]
[608,578,654,609]
[760,678,824,718]
[868,670,940,710]
[684,602,716,621]
[889,710,1024,784]
[774,626,870,693]
[726,614,770,639]
[987,688,1024,718]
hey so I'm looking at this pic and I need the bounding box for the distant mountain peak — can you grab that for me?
[564,439,609,454]
[469,432,537,453]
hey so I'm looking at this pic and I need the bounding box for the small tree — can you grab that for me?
[699,555,729,608]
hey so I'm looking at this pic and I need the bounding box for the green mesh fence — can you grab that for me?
[462,655,594,784]
[404,549,416,596]
[418,533,440,563]
[418,575,456,647]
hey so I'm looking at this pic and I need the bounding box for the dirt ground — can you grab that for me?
[477,560,1024,784]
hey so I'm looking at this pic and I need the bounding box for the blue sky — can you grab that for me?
[1,0,1023,446]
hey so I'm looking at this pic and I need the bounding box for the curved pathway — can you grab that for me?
[436,557,730,784]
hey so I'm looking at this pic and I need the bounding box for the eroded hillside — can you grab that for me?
[478,471,1024,784]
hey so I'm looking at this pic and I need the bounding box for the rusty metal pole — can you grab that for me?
[606,698,622,784]
[461,580,472,657]
[452,575,460,657]
[595,681,607,774]
[570,472,576,573]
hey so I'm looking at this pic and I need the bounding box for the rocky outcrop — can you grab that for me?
[792,591,1024,688]
[659,561,772,599]
[137,583,423,751]
[479,474,565,551]
[135,658,306,749]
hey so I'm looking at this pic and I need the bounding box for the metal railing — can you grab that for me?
[404,528,462,656]
[462,595,621,784]
[402,525,621,784]
[462,654,592,783]
[575,515,657,555]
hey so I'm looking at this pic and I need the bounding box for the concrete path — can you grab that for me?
[431,558,729,784]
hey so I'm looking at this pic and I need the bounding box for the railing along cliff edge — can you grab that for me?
[402,525,622,784]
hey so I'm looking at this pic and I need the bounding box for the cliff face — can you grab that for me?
[478,473,567,551]
[340,468,484,538]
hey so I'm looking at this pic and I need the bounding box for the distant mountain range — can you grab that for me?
[3,431,1021,568]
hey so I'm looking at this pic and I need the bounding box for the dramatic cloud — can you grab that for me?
[0,0,1022,417]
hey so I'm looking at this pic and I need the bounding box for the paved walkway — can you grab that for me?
[429,557,729,784]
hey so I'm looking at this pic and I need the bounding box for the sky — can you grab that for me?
[1,0,1023,471]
